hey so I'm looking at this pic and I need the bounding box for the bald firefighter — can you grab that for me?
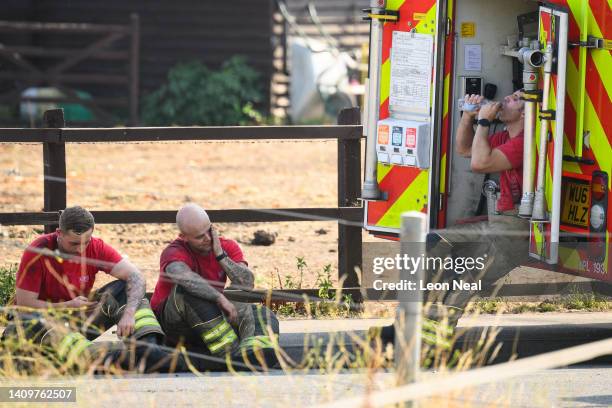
[151,203,279,368]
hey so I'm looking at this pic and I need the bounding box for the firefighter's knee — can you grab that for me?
[94,280,127,317]
[173,286,223,322]
[133,298,164,340]
[197,315,239,357]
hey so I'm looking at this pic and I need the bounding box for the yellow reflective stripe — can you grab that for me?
[440,154,447,194]
[57,332,84,359]
[240,335,274,350]
[208,331,238,354]
[134,317,161,331]
[443,74,450,119]
[67,338,91,361]
[134,308,156,320]
[422,318,454,336]
[380,59,391,106]
[202,320,232,342]
[57,332,91,361]
[421,331,451,349]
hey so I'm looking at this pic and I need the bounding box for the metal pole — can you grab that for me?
[395,211,426,407]
[549,11,569,264]
[518,46,542,218]
[532,42,554,221]
[361,0,384,200]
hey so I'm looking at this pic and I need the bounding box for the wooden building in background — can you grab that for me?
[1,0,369,124]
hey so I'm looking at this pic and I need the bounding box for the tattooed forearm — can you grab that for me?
[218,258,255,290]
[165,261,222,302]
[125,269,146,313]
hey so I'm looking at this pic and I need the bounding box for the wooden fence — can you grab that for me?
[0,107,364,301]
[0,16,140,126]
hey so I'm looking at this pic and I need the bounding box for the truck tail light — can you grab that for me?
[589,171,608,262]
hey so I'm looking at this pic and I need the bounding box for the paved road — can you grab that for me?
[1,365,610,407]
[1,312,610,407]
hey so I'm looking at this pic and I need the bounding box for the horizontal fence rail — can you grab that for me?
[0,208,364,226]
[0,125,362,143]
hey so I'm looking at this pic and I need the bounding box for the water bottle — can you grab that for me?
[457,97,485,112]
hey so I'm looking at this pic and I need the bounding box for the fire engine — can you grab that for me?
[361,0,611,282]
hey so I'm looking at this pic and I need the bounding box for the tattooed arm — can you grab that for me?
[109,258,146,337]
[210,226,255,290]
[217,257,255,290]
[165,261,237,322]
[165,261,222,302]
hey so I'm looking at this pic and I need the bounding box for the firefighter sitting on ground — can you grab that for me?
[150,203,279,368]
[1,206,168,369]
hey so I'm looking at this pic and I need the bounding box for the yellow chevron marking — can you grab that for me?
[534,84,555,210]
[532,223,545,258]
[376,170,429,228]
[585,95,612,185]
[586,5,612,99]
[387,0,405,11]
[562,52,585,174]
[380,59,391,107]
[558,245,585,271]
[377,162,393,182]
[546,156,553,210]
[415,4,438,33]
[443,74,450,118]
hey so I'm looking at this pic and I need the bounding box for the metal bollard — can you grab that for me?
[395,211,427,407]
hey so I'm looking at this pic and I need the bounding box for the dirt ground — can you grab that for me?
[0,140,381,294]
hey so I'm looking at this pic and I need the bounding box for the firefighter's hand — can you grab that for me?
[463,94,484,117]
[216,295,238,324]
[116,310,135,338]
[65,296,97,309]
[210,224,224,257]
[478,101,502,121]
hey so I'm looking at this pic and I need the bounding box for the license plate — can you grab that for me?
[561,180,590,228]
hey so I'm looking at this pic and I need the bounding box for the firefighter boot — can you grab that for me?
[232,304,280,370]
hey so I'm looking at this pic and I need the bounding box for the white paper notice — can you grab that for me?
[389,31,434,115]
[464,44,482,72]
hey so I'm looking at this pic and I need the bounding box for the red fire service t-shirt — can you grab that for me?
[16,232,123,303]
[490,130,524,212]
[151,237,246,314]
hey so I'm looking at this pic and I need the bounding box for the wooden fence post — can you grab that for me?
[43,109,66,233]
[337,107,363,302]
[129,13,140,126]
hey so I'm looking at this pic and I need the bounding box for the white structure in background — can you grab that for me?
[20,87,63,122]
[289,37,358,123]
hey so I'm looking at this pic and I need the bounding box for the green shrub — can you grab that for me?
[0,264,17,306]
[142,57,263,126]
